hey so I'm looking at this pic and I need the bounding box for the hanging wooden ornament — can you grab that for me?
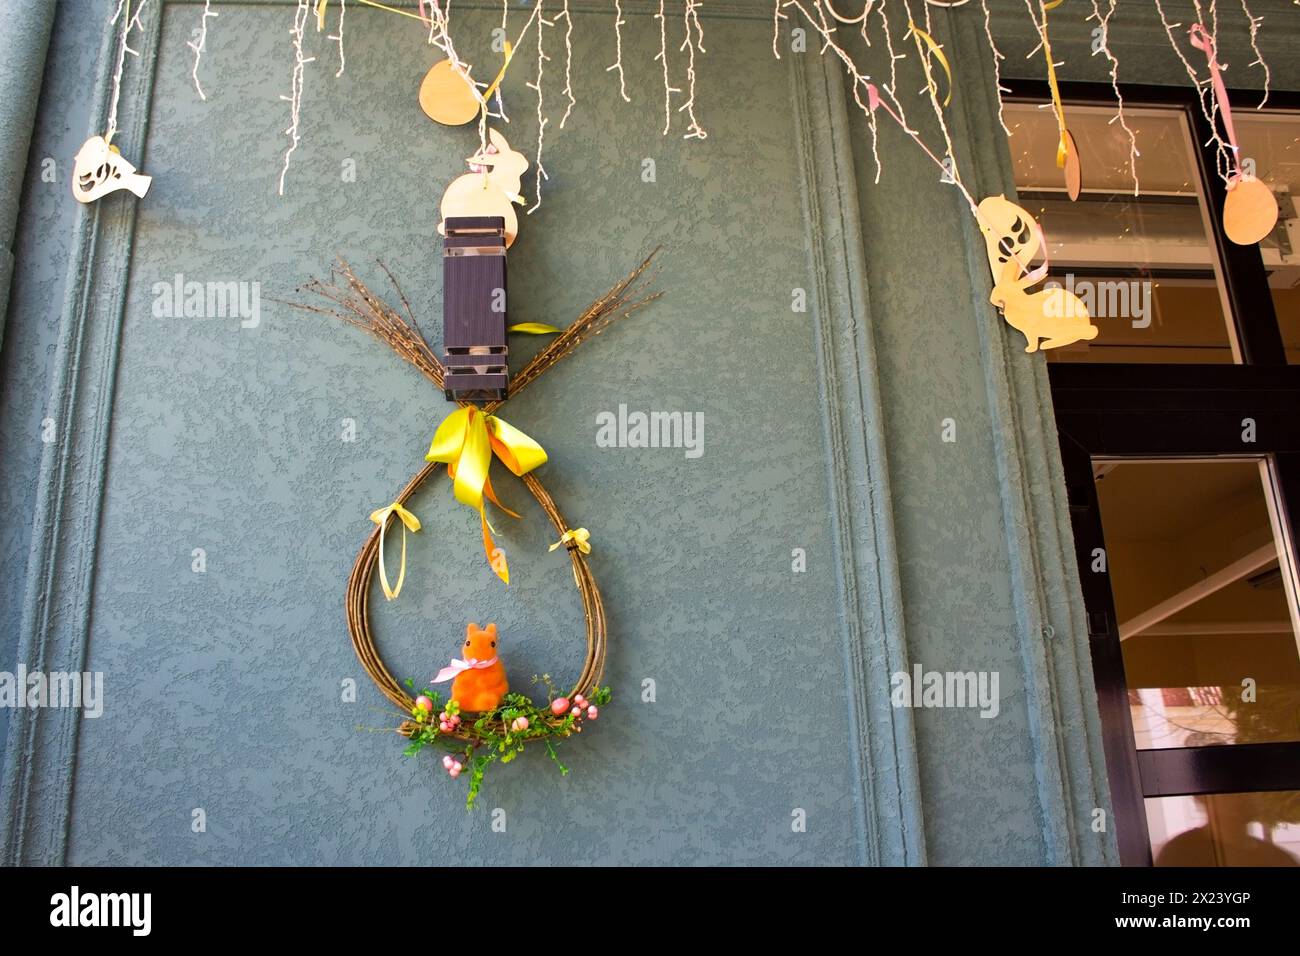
[1186,24,1280,246]
[72,135,152,204]
[976,195,1098,353]
[1062,128,1082,202]
[75,1,151,205]
[438,129,529,247]
[419,60,482,126]
[420,41,515,128]
[1224,177,1279,246]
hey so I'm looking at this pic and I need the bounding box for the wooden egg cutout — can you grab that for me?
[419,60,480,126]
[1223,177,1279,246]
[1063,129,1082,202]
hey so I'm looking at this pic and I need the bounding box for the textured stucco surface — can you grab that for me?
[0,0,95,786]
[8,0,1285,865]
[57,5,859,865]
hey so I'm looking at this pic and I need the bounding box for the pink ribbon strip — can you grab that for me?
[1188,23,1242,180]
[865,83,1051,284]
[432,656,499,684]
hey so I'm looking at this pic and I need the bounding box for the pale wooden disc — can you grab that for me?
[419,60,480,126]
[1223,177,1279,246]
[1063,128,1082,202]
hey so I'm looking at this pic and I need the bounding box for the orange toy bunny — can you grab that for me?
[433,622,509,713]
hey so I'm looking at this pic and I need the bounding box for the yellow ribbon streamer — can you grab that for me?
[907,22,953,108]
[1035,1,1070,168]
[369,502,421,601]
[508,322,561,334]
[425,407,548,584]
[549,528,592,555]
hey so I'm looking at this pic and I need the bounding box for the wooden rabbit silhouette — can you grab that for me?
[977,195,1098,353]
[438,129,529,248]
[989,258,1099,353]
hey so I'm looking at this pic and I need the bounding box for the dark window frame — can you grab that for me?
[1003,80,1300,866]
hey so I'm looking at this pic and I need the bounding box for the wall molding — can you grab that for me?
[940,9,1119,866]
[790,51,927,867]
[0,8,161,867]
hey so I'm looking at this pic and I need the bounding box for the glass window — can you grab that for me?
[1233,111,1300,363]
[1147,791,1300,866]
[1092,459,1300,750]
[1006,104,1238,363]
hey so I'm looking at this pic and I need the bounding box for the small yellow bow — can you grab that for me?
[425,406,548,585]
[549,528,591,555]
[369,501,421,600]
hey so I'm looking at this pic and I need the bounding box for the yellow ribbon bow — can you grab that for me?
[425,406,548,584]
[549,528,591,555]
[369,501,421,600]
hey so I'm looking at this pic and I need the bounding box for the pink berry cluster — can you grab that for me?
[438,710,462,734]
[550,692,598,730]
[442,755,464,778]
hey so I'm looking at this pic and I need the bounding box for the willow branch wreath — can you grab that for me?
[286,252,660,806]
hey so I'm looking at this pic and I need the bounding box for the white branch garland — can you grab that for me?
[558,0,576,128]
[328,0,347,77]
[609,0,632,101]
[187,0,218,101]
[1238,0,1270,107]
[654,0,681,136]
[1153,0,1233,184]
[679,0,708,140]
[279,0,316,196]
[107,0,147,144]
[979,0,1009,135]
[1087,0,1140,195]
[526,3,552,214]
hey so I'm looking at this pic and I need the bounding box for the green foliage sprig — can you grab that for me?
[400,679,611,809]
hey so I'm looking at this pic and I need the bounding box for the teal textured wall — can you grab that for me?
[2,0,1294,866]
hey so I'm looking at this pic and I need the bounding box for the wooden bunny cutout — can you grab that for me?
[976,195,1098,354]
[438,129,529,248]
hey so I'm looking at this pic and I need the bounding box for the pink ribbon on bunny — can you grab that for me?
[432,656,499,684]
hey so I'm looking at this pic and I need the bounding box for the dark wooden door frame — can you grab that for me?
[1004,80,1300,865]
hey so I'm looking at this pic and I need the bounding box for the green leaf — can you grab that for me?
[545,739,569,776]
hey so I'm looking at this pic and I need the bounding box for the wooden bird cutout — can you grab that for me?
[72,135,151,204]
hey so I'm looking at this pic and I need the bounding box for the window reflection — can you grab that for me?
[1148,791,1300,866]
[1092,459,1300,749]
[1007,104,1237,363]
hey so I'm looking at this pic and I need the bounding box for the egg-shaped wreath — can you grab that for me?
[289,254,659,807]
